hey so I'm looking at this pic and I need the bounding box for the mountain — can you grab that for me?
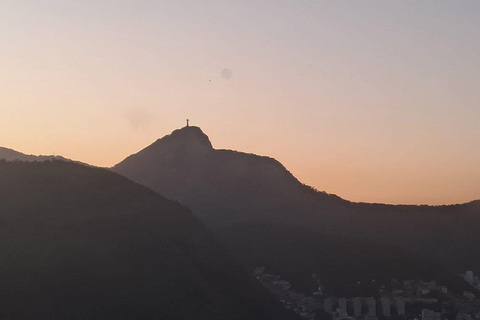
[0,146,69,162]
[113,126,480,293]
[113,126,345,227]
[0,160,297,320]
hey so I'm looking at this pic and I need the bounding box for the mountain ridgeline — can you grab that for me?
[114,126,480,293]
[0,146,69,162]
[0,160,296,319]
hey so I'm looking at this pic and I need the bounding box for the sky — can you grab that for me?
[1,1,479,205]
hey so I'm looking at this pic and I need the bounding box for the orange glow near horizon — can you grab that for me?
[1,1,479,205]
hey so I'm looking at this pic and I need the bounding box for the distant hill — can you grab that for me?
[113,126,480,293]
[0,146,69,162]
[0,160,297,319]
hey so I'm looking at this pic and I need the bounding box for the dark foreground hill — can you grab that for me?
[113,126,480,293]
[0,160,296,320]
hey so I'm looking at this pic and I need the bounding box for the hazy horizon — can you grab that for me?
[1,1,479,205]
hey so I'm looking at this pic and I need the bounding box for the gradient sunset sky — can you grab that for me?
[1,1,479,205]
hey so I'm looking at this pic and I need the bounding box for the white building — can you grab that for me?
[422,309,441,320]
[338,298,347,315]
[394,297,406,316]
[380,297,391,317]
[352,297,362,317]
[324,298,333,314]
[367,297,376,317]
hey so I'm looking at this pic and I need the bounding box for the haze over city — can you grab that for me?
[1,1,479,205]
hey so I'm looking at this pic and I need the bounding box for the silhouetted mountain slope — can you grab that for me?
[0,146,69,162]
[0,160,297,320]
[218,221,473,296]
[114,126,345,227]
[113,126,480,291]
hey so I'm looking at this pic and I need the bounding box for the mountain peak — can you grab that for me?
[160,125,213,150]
